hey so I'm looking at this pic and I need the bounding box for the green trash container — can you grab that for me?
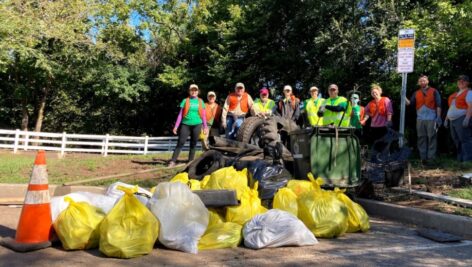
[310,127,361,187]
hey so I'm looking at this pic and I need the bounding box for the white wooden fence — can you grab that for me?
[0,129,201,156]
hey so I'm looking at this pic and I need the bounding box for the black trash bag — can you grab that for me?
[248,160,291,200]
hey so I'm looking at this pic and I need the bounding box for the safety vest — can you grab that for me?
[278,95,299,111]
[341,102,352,127]
[205,103,221,126]
[254,98,275,114]
[322,96,349,126]
[448,90,469,110]
[306,97,324,126]
[367,97,388,117]
[415,87,437,110]
[228,93,249,113]
[183,97,204,119]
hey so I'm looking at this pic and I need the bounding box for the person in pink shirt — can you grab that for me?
[361,85,394,151]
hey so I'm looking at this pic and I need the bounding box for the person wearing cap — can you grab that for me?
[317,84,350,127]
[221,82,254,139]
[303,86,324,126]
[276,85,300,122]
[205,91,222,137]
[444,75,472,162]
[361,84,393,148]
[405,75,442,165]
[168,84,208,167]
[350,92,365,138]
[251,87,276,117]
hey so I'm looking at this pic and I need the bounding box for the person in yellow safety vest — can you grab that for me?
[318,84,350,127]
[251,87,276,117]
[303,86,324,126]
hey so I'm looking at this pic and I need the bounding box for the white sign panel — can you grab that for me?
[397,29,415,73]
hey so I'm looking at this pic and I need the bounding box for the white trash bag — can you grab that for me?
[243,209,318,249]
[51,191,117,222]
[149,182,209,254]
[106,181,152,206]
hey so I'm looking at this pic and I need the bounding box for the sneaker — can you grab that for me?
[168,161,176,168]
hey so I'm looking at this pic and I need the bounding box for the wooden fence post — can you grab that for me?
[60,132,67,157]
[144,135,149,155]
[13,129,20,153]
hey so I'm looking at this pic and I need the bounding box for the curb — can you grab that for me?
[357,198,472,240]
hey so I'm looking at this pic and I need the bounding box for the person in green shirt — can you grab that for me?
[303,86,325,126]
[318,84,349,127]
[169,84,208,167]
[350,93,365,138]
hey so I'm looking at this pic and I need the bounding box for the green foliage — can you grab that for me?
[0,0,471,136]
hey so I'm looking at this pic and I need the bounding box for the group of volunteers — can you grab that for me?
[168,74,472,167]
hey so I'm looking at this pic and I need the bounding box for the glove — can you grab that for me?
[463,117,471,128]
[443,119,449,128]
[317,106,326,117]
[386,121,393,128]
[435,117,442,127]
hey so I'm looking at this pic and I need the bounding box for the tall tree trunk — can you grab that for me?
[21,98,29,131]
[34,86,49,133]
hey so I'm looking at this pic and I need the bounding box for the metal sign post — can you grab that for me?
[397,29,415,147]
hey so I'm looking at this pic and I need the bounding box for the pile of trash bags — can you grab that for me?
[50,167,369,259]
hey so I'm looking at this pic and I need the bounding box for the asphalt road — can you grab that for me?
[0,205,471,267]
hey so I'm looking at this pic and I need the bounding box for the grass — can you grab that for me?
[447,186,472,201]
[409,155,472,171]
[0,151,187,186]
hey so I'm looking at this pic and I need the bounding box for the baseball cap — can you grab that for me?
[207,91,216,97]
[235,82,245,89]
[260,88,269,95]
[458,75,470,82]
[189,84,199,90]
[309,86,319,92]
[283,85,292,92]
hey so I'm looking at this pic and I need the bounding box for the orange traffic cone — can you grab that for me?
[0,150,52,252]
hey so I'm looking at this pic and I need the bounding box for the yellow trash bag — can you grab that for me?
[208,209,224,226]
[189,179,201,190]
[226,182,267,225]
[334,188,370,233]
[198,222,242,250]
[170,172,189,184]
[273,188,298,217]
[99,186,159,258]
[286,173,323,197]
[53,197,105,250]
[297,189,348,238]
[150,186,156,194]
[200,175,210,188]
[203,166,249,200]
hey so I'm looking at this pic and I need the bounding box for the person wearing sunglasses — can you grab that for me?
[350,92,365,138]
